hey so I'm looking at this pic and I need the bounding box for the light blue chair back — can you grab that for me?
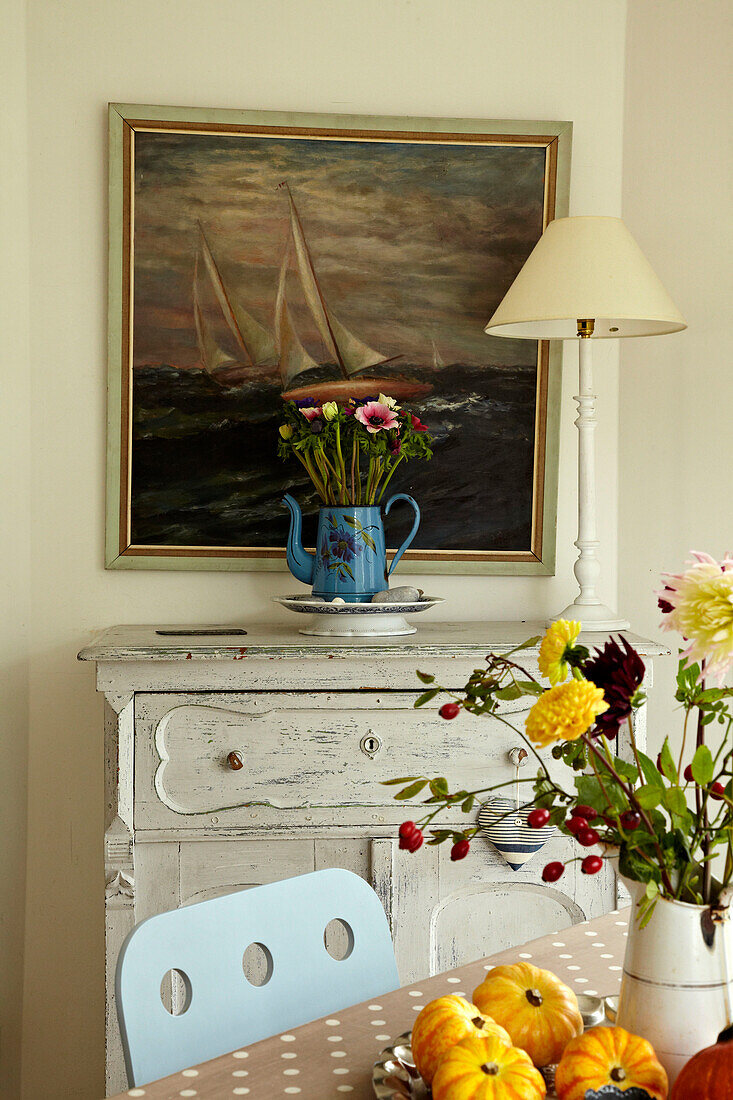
[116,868,399,1087]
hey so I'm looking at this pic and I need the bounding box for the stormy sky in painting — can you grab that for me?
[132,131,546,371]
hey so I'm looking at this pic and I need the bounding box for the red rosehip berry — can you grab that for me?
[439,702,461,720]
[542,861,565,883]
[620,810,641,830]
[450,839,471,861]
[710,782,726,801]
[527,808,551,829]
[574,804,598,821]
[566,814,587,835]
[577,827,601,847]
[405,829,424,853]
[684,764,694,783]
[399,821,417,840]
[581,854,604,875]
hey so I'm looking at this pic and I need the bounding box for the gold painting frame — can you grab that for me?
[106,104,572,573]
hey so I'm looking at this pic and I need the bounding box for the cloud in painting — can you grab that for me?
[132,130,546,371]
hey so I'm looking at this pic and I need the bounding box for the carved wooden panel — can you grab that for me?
[134,691,537,829]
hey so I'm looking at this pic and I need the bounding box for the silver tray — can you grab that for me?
[372,1033,561,1098]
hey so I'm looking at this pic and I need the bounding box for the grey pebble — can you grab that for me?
[371,586,422,603]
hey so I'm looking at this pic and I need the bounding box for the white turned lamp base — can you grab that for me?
[548,600,630,633]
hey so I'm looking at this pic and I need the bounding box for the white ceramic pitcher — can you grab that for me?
[617,880,733,1083]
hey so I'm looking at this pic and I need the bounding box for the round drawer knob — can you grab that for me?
[226,750,244,771]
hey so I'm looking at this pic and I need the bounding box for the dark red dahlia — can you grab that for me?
[584,636,645,738]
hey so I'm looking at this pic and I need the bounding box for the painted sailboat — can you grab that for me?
[431,338,444,370]
[193,223,277,387]
[193,191,432,401]
[276,185,431,402]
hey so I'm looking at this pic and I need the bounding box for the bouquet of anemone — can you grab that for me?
[386,552,733,923]
[277,395,433,506]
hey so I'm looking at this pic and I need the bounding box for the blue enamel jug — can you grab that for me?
[283,494,420,603]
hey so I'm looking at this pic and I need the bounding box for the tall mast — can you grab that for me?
[279,182,348,380]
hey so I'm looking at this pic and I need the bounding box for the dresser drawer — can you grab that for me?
[133,691,539,830]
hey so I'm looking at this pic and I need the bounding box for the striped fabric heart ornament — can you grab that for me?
[478,796,558,870]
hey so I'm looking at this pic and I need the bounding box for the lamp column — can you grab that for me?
[551,319,629,631]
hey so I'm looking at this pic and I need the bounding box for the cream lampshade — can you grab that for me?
[485,216,686,631]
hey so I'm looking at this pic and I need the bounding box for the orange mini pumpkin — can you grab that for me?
[473,962,583,1067]
[670,1024,733,1099]
[411,994,512,1085]
[556,1026,668,1100]
[432,1033,547,1100]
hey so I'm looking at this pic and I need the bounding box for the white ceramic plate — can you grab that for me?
[274,595,444,615]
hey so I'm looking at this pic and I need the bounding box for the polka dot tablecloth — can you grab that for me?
[109,908,630,1100]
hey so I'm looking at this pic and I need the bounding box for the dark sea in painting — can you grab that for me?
[130,360,537,552]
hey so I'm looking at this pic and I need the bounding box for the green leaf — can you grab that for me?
[515,680,545,696]
[495,684,522,701]
[414,689,440,708]
[636,785,663,810]
[342,562,355,581]
[416,671,435,685]
[691,744,714,786]
[343,515,357,528]
[461,795,475,813]
[394,779,428,800]
[637,750,664,789]
[361,532,377,553]
[645,879,659,900]
[429,777,449,798]
[659,739,679,783]
[662,787,688,817]
[504,636,543,656]
[381,776,420,786]
[612,756,639,783]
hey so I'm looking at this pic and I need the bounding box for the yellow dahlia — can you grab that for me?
[660,552,733,684]
[538,619,582,685]
[526,680,608,747]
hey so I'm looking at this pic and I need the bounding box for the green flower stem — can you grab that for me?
[583,731,675,895]
[297,452,327,502]
[349,434,357,504]
[335,423,347,505]
[377,454,405,502]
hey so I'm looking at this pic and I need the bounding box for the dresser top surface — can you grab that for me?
[78,621,669,662]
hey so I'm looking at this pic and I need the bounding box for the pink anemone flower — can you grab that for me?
[300,405,323,422]
[355,401,399,434]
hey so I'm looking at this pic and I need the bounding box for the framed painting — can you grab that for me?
[106,104,571,573]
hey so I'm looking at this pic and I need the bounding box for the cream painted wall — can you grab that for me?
[18,1,628,1095]
[619,0,733,754]
[1,2,31,1097]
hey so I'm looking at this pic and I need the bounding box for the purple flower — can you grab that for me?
[584,637,645,737]
[328,526,363,562]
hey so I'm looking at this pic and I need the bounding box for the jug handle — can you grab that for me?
[384,494,420,577]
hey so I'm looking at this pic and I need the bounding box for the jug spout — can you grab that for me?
[283,494,315,585]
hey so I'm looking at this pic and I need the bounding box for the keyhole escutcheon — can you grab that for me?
[360,732,382,758]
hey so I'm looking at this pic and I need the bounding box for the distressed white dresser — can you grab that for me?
[79,622,665,1093]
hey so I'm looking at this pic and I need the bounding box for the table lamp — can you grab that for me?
[485,216,686,631]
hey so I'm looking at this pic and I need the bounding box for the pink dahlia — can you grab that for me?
[355,401,398,434]
[659,551,733,684]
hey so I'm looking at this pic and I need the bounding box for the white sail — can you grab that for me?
[198,226,275,366]
[193,262,233,374]
[275,244,320,388]
[286,193,389,378]
[431,338,444,370]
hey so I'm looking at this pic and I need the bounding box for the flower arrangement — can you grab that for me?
[277,394,432,505]
[387,552,733,922]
